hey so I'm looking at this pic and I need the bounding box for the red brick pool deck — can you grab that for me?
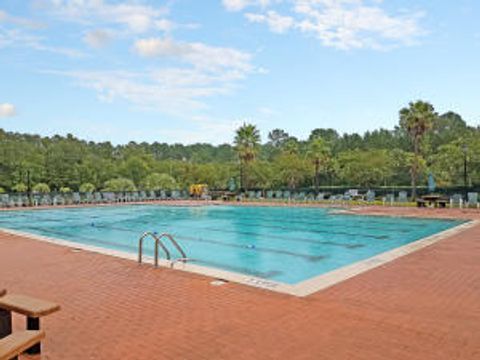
[1,205,479,359]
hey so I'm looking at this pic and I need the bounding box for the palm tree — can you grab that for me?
[234,123,261,190]
[399,101,437,199]
[306,138,330,193]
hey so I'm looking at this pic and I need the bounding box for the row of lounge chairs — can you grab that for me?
[240,190,480,208]
[0,190,192,208]
[240,190,380,202]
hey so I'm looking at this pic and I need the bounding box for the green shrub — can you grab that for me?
[32,183,51,194]
[60,187,72,193]
[141,173,177,191]
[12,183,28,193]
[103,178,136,192]
[79,183,96,193]
[0,187,5,194]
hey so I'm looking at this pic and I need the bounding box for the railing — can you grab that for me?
[138,232,171,267]
[156,233,187,262]
[138,232,188,268]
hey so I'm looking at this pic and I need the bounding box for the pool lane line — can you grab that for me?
[0,212,373,247]
[90,221,364,251]
[0,226,284,280]
[90,223,327,262]
[11,221,329,263]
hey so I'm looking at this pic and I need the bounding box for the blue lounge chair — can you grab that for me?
[398,191,408,202]
[384,194,395,205]
[366,190,376,202]
[0,194,9,208]
[72,192,81,204]
[41,194,52,206]
[450,194,464,208]
[467,192,479,208]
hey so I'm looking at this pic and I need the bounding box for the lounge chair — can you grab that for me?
[330,194,343,202]
[316,193,325,201]
[347,189,359,197]
[274,190,282,199]
[0,194,11,208]
[450,194,463,208]
[53,195,65,206]
[467,192,479,208]
[40,195,52,206]
[296,192,306,202]
[283,190,291,200]
[93,192,103,203]
[148,190,157,201]
[72,192,81,204]
[383,194,395,205]
[0,195,6,208]
[83,192,93,204]
[398,191,408,202]
[366,190,376,202]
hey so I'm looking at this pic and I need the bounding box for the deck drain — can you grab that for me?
[71,248,83,253]
[210,279,228,286]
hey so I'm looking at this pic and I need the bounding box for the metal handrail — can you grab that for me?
[157,233,188,262]
[138,232,171,267]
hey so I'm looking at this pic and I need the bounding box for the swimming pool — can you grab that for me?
[0,205,465,292]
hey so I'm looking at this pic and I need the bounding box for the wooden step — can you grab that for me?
[0,330,45,360]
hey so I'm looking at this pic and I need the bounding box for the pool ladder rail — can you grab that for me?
[138,232,188,268]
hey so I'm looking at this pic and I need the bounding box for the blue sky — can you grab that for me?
[0,0,479,144]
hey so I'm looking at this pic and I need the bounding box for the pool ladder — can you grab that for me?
[138,232,188,268]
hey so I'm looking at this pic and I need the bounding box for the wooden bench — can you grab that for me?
[0,294,60,355]
[0,330,45,360]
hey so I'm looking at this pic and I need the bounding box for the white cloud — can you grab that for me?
[245,11,294,33]
[133,38,253,72]
[46,61,253,116]
[0,103,16,117]
[0,8,85,57]
[46,38,258,117]
[0,9,44,29]
[0,28,85,57]
[225,0,425,50]
[83,29,112,48]
[223,0,275,12]
[43,0,171,34]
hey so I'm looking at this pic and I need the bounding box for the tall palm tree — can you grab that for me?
[399,101,437,199]
[306,138,330,193]
[234,123,261,190]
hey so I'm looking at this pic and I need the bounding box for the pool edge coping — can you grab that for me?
[1,219,477,297]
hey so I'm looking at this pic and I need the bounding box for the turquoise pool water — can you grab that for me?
[0,205,462,284]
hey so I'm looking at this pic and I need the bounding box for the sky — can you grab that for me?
[0,0,479,145]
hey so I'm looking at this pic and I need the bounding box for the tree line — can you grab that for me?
[0,101,479,195]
